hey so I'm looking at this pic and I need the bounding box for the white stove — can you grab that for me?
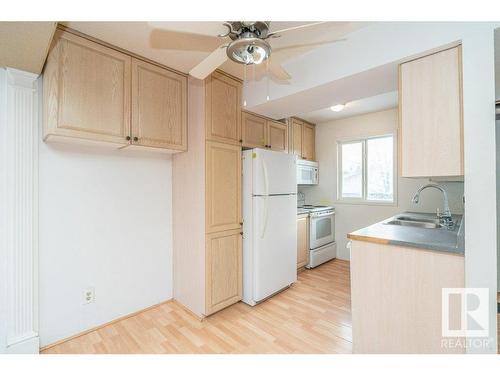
[298,204,334,213]
[297,205,337,268]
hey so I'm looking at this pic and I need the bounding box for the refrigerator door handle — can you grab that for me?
[262,155,269,196]
[260,196,269,239]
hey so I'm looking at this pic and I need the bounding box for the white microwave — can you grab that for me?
[297,159,318,185]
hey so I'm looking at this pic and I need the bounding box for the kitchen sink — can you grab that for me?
[385,219,442,229]
[394,215,441,224]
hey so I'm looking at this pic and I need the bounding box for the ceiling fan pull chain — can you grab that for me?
[243,64,247,107]
[266,58,270,101]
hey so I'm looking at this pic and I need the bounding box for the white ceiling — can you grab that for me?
[246,60,399,120]
[300,91,398,123]
[63,21,368,80]
[0,22,56,74]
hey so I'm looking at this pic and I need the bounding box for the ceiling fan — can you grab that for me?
[148,21,347,81]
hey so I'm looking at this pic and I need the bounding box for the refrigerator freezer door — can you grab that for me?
[252,149,296,196]
[252,194,297,302]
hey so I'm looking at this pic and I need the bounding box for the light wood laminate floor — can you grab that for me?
[41,259,352,354]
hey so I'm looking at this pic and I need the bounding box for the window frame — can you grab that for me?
[336,133,397,206]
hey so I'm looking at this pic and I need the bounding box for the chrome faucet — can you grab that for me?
[411,184,454,228]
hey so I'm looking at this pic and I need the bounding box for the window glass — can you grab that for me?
[338,135,395,203]
[341,142,363,198]
[367,136,394,201]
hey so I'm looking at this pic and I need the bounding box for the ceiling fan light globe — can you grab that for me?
[227,38,271,65]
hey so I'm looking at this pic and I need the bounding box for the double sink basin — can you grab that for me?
[384,215,448,229]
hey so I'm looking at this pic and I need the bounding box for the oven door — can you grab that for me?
[309,211,335,249]
[297,165,318,185]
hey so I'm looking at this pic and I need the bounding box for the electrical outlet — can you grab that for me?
[83,287,95,305]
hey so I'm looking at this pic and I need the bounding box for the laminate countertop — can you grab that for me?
[347,212,464,255]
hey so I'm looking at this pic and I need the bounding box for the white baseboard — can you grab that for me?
[6,336,40,354]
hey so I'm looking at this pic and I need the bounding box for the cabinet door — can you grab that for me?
[297,216,309,269]
[205,71,242,145]
[267,120,289,152]
[302,123,316,160]
[242,111,267,149]
[400,46,463,177]
[206,141,242,233]
[291,118,303,158]
[131,58,187,150]
[205,229,242,315]
[43,30,131,144]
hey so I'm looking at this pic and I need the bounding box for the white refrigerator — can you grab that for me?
[242,148,297,306]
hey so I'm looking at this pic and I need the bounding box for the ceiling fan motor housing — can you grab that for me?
[226,21,270,40]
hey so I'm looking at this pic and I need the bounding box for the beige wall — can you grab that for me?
[300,108,464,260]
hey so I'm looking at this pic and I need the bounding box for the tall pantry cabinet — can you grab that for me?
[173,71,243,317]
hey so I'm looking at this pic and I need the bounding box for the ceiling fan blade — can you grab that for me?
[273,38,346,53]
[267,22,327,38]
[189,46,228,80]
[268,61,291,81]
[148,22,228,37]
[149,28,223,52]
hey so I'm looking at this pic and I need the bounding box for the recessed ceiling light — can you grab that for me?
[330,104,345,112]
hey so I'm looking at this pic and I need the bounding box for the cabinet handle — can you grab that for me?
[133,137,139,142]
[239,139,243,143]
[239,232,243,236]
[239,222,243,226]
[126,136,131,141]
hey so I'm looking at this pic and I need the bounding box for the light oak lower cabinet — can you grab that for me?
[131,58,187,151]
[350,240,465,353]
[173,75,243,318]
[206,229,242,315]
[297,215,309,269]
[43,27,187,152]
[43,29,131,145]
[399,46,463,177]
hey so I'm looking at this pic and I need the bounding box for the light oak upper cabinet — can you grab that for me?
[267,120,288,152]
[206,141,242,233]
[301,122,315,160]
[206,71,242,145]
[242,111,289,152]
[399,46,463,177]
[242,111,267,148]
[297,216,309,269]
[205,229,242,315]
[290,117,315,160]
[131,58,187,151]
[44,30,131,145]
[291,118,303,158]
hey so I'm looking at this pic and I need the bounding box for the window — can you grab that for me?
[338,135,395,203]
